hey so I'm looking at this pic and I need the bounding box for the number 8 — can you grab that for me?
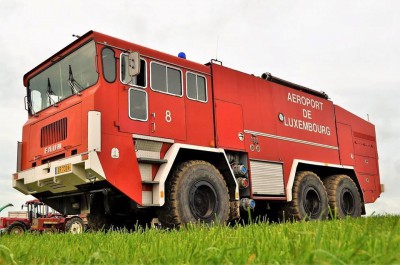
[165,110,172,123]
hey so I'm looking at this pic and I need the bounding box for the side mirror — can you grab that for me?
[24,96,28,111]
[121,52,141,85]
[128,52,141,78]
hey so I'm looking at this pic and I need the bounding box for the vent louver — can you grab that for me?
[40,118,67,147]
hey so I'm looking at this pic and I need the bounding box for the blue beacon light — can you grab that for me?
[178,52,186,59]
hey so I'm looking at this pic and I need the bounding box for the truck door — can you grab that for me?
[118,56,149,135]
[336,123,355,166]
[148,61,186,141]
[214,100,245,151]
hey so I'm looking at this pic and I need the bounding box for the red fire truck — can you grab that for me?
[13,31,382,228]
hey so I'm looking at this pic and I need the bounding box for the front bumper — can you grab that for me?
[13,151,105,195]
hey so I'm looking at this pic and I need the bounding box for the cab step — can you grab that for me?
[142,180,159,184]
[137,157,167,164]
[139,204,161,207]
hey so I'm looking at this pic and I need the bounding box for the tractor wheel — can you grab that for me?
[283,171,329,221]
[158,160,230,228]
[7,222,26,235]
[65,217,84,234]
[323,175,362,218]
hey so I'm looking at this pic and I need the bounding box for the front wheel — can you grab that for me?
[283,171,329,221]
[158,160,230,228]
[65,217,84,234]
[323,175,362,218]
[7,222,26,235]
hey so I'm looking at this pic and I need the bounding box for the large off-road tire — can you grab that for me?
[65,217,84,234]
[158,160,230,228]
[7,222,26,235]
[283,171,329,221]
[323,175,362,218]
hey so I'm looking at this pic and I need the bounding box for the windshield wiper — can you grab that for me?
[46,78,58,107]
[68,65,83,95]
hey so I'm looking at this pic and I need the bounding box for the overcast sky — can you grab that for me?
[1,0,399,217]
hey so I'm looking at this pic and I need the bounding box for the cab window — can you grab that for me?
[102,48,116,83]
[120,54,146,87]
[150,62,182,96]
[186,72,207,102]
[129,88,148,121]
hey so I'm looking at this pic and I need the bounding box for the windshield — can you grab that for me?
[28,40,98,113]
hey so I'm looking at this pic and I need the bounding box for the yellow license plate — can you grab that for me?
[55,164,72,174]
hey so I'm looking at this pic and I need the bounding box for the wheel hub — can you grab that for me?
[189,180,219,221]
[340,188,355,215]
[11,227,24,235]
[69,222,83,234]
[303,187,322,218]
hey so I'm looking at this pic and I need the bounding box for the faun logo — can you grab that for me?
[44,143,62,154]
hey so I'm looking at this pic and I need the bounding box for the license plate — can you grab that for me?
[55,164,72,175]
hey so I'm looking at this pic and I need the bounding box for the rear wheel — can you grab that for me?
[158,160,230,228]
[283,171,329,221]
[7,222,26,235]
[65,217,84,234]
[323,175,362,218]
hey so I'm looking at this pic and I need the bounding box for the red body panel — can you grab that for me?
[334,106,381,202]
[98,133,142,203]
[148,89,186,141]
[212,64,343,192]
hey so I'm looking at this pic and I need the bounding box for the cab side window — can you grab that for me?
[187,72,207,102]
[129,88,148,121]
[120,53,146,88]
[150,62,182,96]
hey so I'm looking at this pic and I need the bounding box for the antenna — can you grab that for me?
[72,34,81,39]
[215,35,220,60]
[367,114,370,122]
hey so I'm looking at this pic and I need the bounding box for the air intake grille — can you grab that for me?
[250,160,285,195]
[41,118,67,147]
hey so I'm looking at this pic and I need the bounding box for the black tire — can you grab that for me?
[158,160,230,228]
[323,175,362,218]
[283,171,329,221]
[65,217,84,234]
[7,222,26,235]
[87,193,111,231]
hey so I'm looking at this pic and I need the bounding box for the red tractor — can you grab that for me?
[0,200,84,235]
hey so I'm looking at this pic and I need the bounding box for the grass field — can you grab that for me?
[0,215,399,264]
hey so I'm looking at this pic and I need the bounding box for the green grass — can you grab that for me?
[0,215,399,264]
